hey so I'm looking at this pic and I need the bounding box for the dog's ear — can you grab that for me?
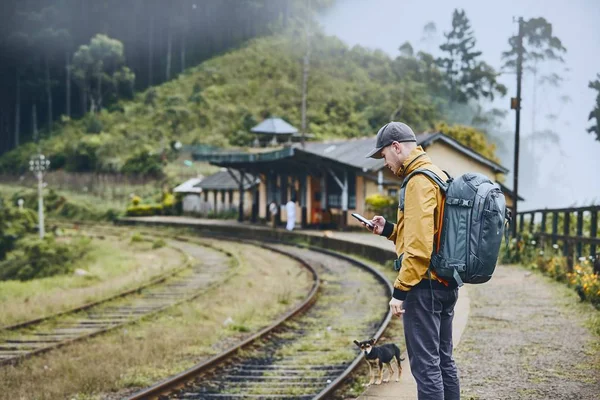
[370,338,377,345]
[353,340,360,347]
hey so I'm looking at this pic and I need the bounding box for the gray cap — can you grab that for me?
[365,122,417,159]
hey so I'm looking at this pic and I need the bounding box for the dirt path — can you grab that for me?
[454,264,600,400]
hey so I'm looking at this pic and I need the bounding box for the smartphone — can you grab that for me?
[351,213,374,228]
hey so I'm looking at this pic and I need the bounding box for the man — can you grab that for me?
[285,196,297,231]
[364,122,460,400]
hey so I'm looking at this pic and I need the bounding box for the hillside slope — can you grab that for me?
[0,29,498,175]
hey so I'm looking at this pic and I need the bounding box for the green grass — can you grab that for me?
[0,183,124,220]
[0,239,313,400]
[0,231,185,327]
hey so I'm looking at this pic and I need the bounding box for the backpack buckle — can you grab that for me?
[393,254,404,271]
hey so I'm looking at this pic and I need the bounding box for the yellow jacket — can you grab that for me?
[380,146,448,300]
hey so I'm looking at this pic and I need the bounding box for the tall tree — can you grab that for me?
[588,74,600,142]
[420,21,437,53]
[0,0,340,154]
[502,17,566,143]
[437,9,506,103]
[30,5,69,134]
[166,6,174,81]
[147,2,155,86]
[7,29,32,148]
[300,0,312,147]
[71,34,135,113]
[179,1,192,73]
[510,19,567,136]
[502,17,566,72]
[502,17,566,125]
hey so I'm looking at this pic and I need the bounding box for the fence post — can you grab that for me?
[591,210,598,258]
[529,212,535,233]
[552,212,558,246]
[563,211,572,272]
[563,211,570,256]
[576,210,584,259]
[540,210,547,248]
[519,213,525,234]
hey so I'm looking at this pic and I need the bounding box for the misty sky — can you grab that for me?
[318,0,600,210]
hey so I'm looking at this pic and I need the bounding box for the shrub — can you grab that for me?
[85,115,104,134]
[499,231,539,266]
[10,190,113,222]
[0,197,37,259]
[64,135,102,172]
[0,142,39,173]
[125,204,163,216]
[152,238,166,249]
[130,232,144,243]
[121,151,164,177]
[0,235,91,281]
[567,260,600,308]
[161,192,176,215]
[365,193,397,221]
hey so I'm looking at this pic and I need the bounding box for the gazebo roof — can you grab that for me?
[250,117,299,135]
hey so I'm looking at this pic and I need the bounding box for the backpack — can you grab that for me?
[399,169,511,286]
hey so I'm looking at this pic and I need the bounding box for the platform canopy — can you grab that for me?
[192,133,509,177]
[250,117,299,135]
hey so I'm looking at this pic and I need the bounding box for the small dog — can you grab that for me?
[354,338,404,386]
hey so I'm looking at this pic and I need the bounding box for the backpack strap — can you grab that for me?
[399,169,449,212]
[400,168,450,192]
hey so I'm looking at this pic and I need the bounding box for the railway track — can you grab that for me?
[127,242,394,400]
[0,237,238,366]
[4,222,395,399]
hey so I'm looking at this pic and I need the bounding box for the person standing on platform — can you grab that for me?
[285,196,297,231]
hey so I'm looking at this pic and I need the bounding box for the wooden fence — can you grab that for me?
[0,171,159,202]
[517,205,600,273]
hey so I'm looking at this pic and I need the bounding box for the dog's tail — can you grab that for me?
[394,344,405,362]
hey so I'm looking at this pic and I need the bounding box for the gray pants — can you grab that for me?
[403,285,460,400]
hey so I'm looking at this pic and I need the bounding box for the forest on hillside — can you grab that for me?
[0,0,335,154]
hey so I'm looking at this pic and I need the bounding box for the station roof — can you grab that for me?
[193,132,509,175]
[195,170,259,191]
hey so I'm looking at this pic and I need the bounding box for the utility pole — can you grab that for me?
[511,17,524,238]
[300,0,311,149]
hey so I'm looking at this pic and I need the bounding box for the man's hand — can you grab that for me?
[389,297,404,318]
[367,215,385,235]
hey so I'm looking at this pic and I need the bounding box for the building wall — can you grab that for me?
[341,175,366,227]
[224,189,253,214]
[356,143,515,216]
[424,142,517,207]
[425,142,496,180]
[182,194,202,213]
